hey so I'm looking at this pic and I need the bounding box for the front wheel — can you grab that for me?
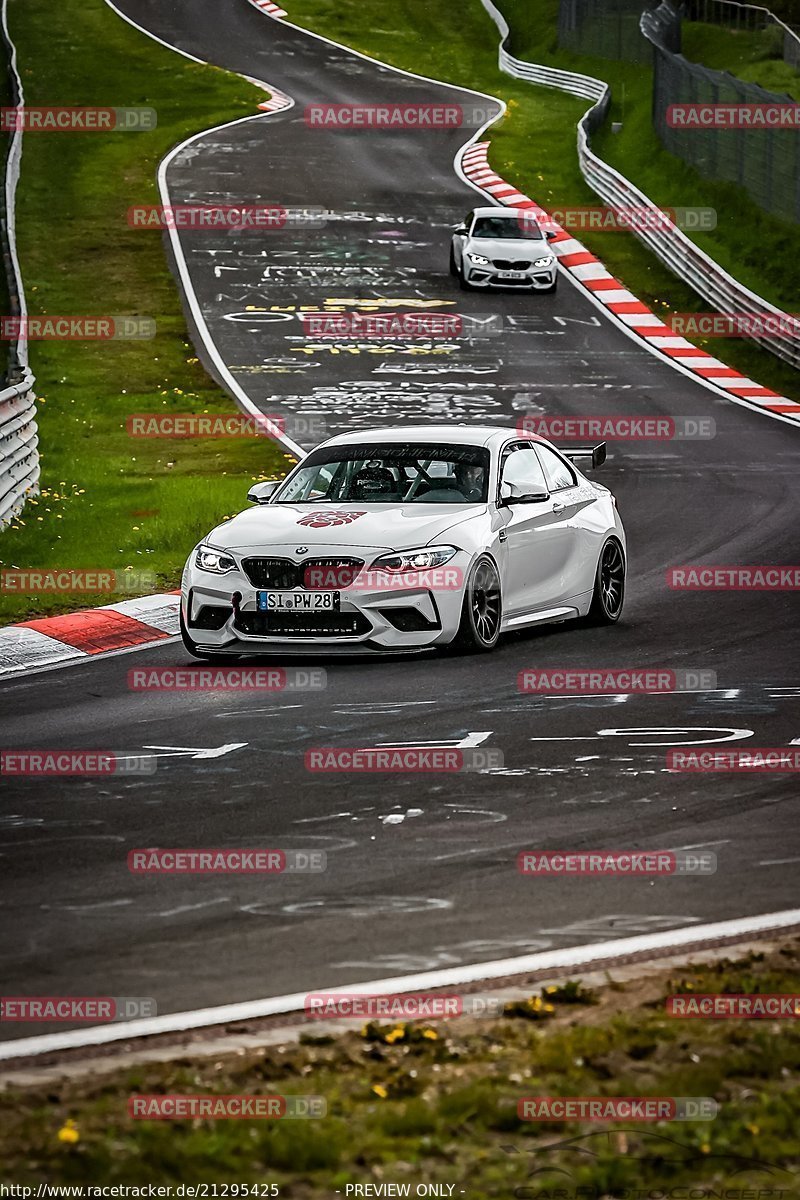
[450,555,502,653]
[586,539,625,624]
[180,606,240,662]
[541,278,558,294]
[449,246,458,277]
[458,262,473,291]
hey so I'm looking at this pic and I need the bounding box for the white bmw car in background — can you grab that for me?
[180,425,625,658]
[450,207,559,292]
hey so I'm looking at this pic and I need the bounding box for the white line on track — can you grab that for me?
[1,908,798,1062]
[103,0,305,460]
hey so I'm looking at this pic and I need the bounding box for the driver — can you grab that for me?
[455,462,485,501]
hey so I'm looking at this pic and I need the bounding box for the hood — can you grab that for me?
[207,503,486,551]
[466,236,548,259]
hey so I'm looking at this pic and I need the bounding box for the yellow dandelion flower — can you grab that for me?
[372,1084,388,1099]
[57,1119,80,1144]
[422,1029,438,1040]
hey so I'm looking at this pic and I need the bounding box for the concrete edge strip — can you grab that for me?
[1,907,798,1062]
[457,141,800,428]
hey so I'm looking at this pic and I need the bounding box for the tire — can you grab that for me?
[541,278,558,294]
[458,262,473,292]
[450,555,502,653]
[449,246,458,277]
[586,539,626,625]
[180,606,240,662]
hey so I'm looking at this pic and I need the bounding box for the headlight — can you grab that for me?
[533,255,554,267]
[468,253,490,265]
[195,544,236,573]
[372,545,458,573]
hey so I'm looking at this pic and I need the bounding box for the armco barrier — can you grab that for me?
[0,0,39,528]
[480,0,800,371]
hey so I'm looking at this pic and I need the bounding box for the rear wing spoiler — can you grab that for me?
[562,442,606,469]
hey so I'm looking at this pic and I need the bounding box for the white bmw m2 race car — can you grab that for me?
[450,207,559,292]
[180,425,626,658]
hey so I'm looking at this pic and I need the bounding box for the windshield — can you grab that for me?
[471,215,543,241]
[274,443,491,505]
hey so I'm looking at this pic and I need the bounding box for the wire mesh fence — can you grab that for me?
[557,0,659,62]
[558,0,800,223]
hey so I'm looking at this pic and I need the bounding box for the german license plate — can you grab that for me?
[257,591,340,612]
[498,270,526,280]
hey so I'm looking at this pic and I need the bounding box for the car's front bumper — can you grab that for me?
[181,553,469,655]
[464,261,557,289]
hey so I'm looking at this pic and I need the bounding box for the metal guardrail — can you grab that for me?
[480,0,800,371]
[0,0,38,529]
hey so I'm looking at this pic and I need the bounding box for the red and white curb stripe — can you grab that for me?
[242,0,292,111]
[0,593,180,677]
[460,142,800,426]
[257,87,292,114]
[247,0,287,17]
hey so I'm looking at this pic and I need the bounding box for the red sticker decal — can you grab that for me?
[297,510,367,529]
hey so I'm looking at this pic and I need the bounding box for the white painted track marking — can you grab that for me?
[1,908,798,1061]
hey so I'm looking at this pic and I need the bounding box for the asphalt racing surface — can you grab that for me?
[1,0,798,1041]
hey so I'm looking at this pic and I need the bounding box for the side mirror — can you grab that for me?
[452,223,468,235]
[499,481,550,506]
[545,230,557,242]
[247,480,279,505]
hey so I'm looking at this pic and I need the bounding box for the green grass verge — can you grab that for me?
[681,21,800,99]
[1,942,798,1191]
[284,0,800,408]
[0,0,291,624]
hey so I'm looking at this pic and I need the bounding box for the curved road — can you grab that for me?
[0,0,798,1042]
